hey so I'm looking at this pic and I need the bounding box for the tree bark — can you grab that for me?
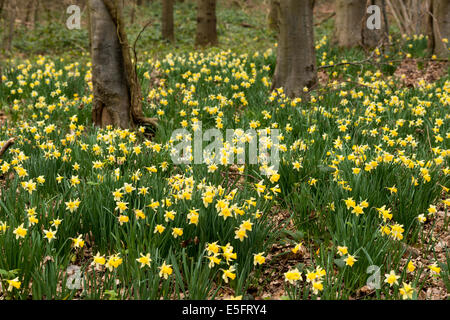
[87,0,92,49]
[89,0,157,129]
[25,0,37,29]
[162,0,175,42]
[34,0,40,26]
[195,0,217,46]
[429,0,450,58]
[334,0,366,48]
[3,0,17,52]
[268,0,279,32]
[361,0,389,48]
[0,0,5,16]
[130,0,137,24]
[272,0,317,98]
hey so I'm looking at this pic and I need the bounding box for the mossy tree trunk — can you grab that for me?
[272,0,317,98]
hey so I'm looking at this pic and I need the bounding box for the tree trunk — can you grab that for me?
[195,0,217,46]
[272,0,317,98]
[162,0,175,42]
[0,0,5,16]
[361,0,389,48]
[87,0,92,49]
[25,0,37,29]
[429,0,450,58]
[130,0,136,24]
[268,0,279,32]
[334,0,366,48]
[34,0,40,26]
[89,0,157,129]
[3,0,17,52]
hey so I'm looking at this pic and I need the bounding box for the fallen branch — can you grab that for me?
[0,138,15,158]
[314,12,335,26]
[132,19,153,68]
[319,42,384,70]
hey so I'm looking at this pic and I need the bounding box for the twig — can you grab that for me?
[314,12,335,27]
[318,59,373,70]
[0,138,15,158]
[381,0,389,41]
[132,19,153,68]
[386,0,406,35]
[319,56,448,70]
[318,42,383,70]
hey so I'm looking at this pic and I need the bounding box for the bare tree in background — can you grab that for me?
[24,0,39,29]
[272,0,317,98]
[195,0,217,46]
[89,0,157,129]
[386,0,429,36]
[0,0,5,15]
[2,0,17,52]
[162,0,174,42]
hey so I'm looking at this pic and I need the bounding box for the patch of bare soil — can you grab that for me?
[393,59,449,87]
[314,0,335,18]
[412,198,449,300]
[0,110,8,126]
[245,206,312,300]
[317,70,330,87]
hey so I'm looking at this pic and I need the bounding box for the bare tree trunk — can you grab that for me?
[34,0,40,26]
[25,0,37,29]
[0,0,5,16]
[130,0,137,24]
[89,0,157,129]
[429,0,450,58]
[162,0,174,42]
[3,0,17,52]
[195,0,217,46]
[268,0,279,32]
[87,0,92,49]
[334,0,366,48]
[361,0,389,48]
[272,0,317,98]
